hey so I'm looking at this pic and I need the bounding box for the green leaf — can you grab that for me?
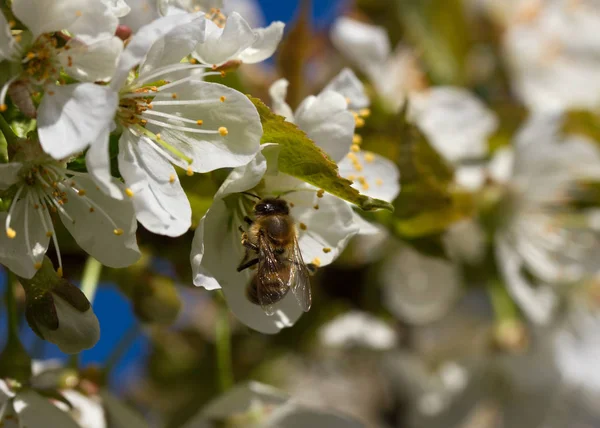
[563,110,600,142]
[248,96,393,212]
[393,104,475,236]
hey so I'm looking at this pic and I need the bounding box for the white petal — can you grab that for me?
[268,404,364,428]
[58,177,141,268]
[60,390,106,428]
[352,210,382,236]
[282,183,359,267]
[338,150,400,202]
[58,36,123,82]
[38,84,118,160]
[149,80,262,172]
[193,12,256,65]
[119,0,161,33]
[488,147,514,184]
[14,390,82,428]
[454,164,486,191]
[103,0,131,18]
[118,132,191,237]
[380,245,461,325]
[323,68,370,110]
[443,219,486,265]
[139,15,206,76]
[0,162,23,190]
[495,235,557,325]
[409,86,498,163]
[294,91,355,163]
[237,21,284,64]
[0,197,49,279]
[330,17,390,80]
[201,382,288,420]
[37,294,100,354]
[0,12,19,61]
[99,390,148,428]
[268,79,295,121]
[13,0,117,40]
[191,200,304,333]
[0,380,14,401]
[112,13,197,88]
[85,127,124,199]
[319,310,397,350]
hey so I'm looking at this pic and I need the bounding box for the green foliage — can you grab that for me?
[393,104,475,237]
[248,96,393,212]
[563,110,600,143]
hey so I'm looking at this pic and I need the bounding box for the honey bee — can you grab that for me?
[237,196,313,316]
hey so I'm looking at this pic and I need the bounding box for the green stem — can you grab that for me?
[81,257,102,303]
[487,278,519,321]
[0,114,18,147]
[215,292,233,392]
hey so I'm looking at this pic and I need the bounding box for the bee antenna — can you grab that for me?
[241,192,261,200]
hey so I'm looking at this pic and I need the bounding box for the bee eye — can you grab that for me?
[256,204,266,211]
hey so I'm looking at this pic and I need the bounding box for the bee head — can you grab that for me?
[254,198,289,216]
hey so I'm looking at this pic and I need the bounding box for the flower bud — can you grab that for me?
[19,258,100,354]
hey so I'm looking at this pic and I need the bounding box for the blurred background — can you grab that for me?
[5,0,600,427]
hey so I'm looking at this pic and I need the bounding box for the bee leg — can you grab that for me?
[241,234,259,252]
[244,216,253,225]
[237,257,259,272]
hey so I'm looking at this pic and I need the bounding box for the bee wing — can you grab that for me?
[288,235,312,312]
[256,233,288,314]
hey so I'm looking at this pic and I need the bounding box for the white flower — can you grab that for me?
[269,69,400,234]
[494,0,600,112]
[494,113,600,324]
[38,13,263,237]
[330,17,424,111]
[380,244,462,325]
[119,0,162,33]
[0,0,123,115]
[318,311,397,350]
[191,145,359,333]
[0,380,82,428]
[0,141,140,279]
[181,381,363,428]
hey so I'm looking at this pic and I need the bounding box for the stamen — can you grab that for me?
[125,188,134,198]
[134,63,212,87]
[169,174,176,183]
[219,127,228,136]
[186,167,193,176]
[139,116,222,134]
[142,110,207,126]
[5,184,25,237]
[113,228,124,236]
[0,75,19,111]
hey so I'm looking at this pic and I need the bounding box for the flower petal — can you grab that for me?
[323,68,370,110]
[495,235,557,325]
[139,15,206,76]
[294,91,355,163]
[58,36,123,82]
[85,127,124,200]
[60,390,105,428]
[268,79,295,121]
[149,80,262,172]
[0,162,23,190]
[103,0,130,18]
[58,176,141,268]
[0,12,19,61]
[410,87,498,163]
[0,196,49,279]
[118,132,191,237]
[338,150,400,202]
[236,21,284,64]
[193,12,256,65]
[14,390,81,428]
[13,0,117,40]
[99,390,148,428]
[119,0,161,33]
[330,17,390,80]
[38,84,118,160]
[112,13,198,88]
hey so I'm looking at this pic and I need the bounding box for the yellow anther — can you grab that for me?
[57,267,63,277]
[46,231,53,237]
[347,175,356,181]
[362,183,370,191]
[219,126,228,136]
[346,152,358,161]
[220,96,226,102]
[125,188,134,198]
[6,228,16,239]
[312,257,321,267]
[316,189,324,198]
[171,93,178,99]
[355,117,365,128]
[364,152,375,163]
[289,202,295,207]
[156,133,161,140]
[323,248,331,253]
[89,207,95,213]
[169,174,176,183]
[113,228,124,236]
[376,178,383,186]
[8,20,15,28]
[196,119,204,126]
[220,71,226,78]
[299,222,307,230]
[352,161,363,172]
[78,189,86,196]
[313,204,319,210]
[0,104,6,112]
[352,134,362,145]
[34,262,42,270]
[75,10,83,17]
[26,52,36,60]
[190,58,198,64]
[359,108,371,117]
[351,144,360,153]
[186,166,193,176]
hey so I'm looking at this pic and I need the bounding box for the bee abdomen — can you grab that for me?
[246,273,290,306]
